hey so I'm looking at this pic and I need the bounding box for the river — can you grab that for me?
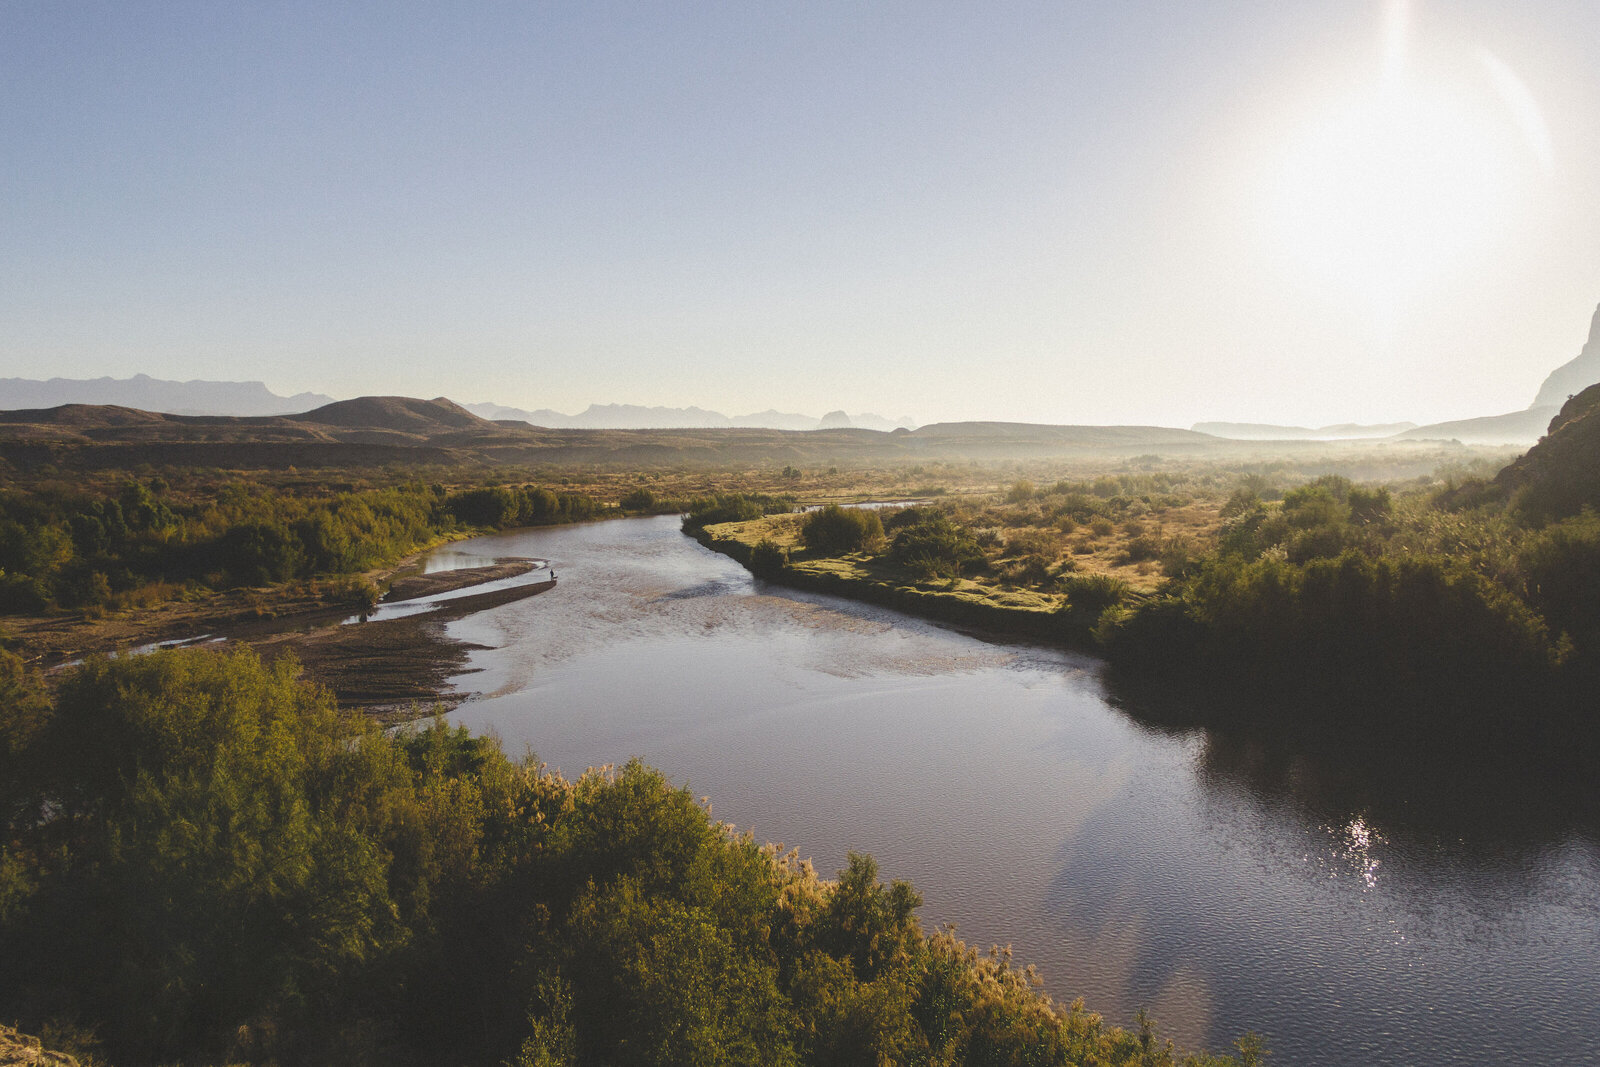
[432,515,1599,1066]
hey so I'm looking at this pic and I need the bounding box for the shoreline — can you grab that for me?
[20,555,555,721]
[256,574,556,721]
[689,521,1092,648]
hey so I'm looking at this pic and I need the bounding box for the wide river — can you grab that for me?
[431,515,1599,1066]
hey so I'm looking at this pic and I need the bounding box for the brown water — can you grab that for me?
[438,516,1600,1066]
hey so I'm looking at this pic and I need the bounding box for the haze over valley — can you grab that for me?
[4,3,1600,1066]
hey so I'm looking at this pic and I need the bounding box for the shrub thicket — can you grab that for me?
[0,479,603,613]
[681,493,795,532]
[887,514,986,581]
[800,505,883,556]
[0,649,1262,1067]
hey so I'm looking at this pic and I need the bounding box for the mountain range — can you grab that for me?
[0,374,336,417]
[0,396,1226,473]
[6,300,1600,441]
[1197,301,1600,446]
[462,401,917,432]
[0,375,916,432]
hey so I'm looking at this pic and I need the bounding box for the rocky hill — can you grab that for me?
[300,396,491,434]
[1534,302,1600,409]
[1495,382,1600,520]
[1392,406,1559,445]
[0,396,1283,474]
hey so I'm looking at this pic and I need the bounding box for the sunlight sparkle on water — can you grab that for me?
[1339,815,1385,890]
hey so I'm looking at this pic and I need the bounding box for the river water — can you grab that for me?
[435,516,1600,1066]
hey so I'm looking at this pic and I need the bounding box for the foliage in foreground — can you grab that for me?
[0,648,1262,1067]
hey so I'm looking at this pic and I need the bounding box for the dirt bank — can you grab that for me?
[19,560,555,721]
[256,577,555,720]
[384,558,537,601]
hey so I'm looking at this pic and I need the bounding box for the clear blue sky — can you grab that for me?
[3,1,1597,426]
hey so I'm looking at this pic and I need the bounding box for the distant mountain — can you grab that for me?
[852,412,918,432]
[0,399,1237,474]
[1192,421,1418,441]
[1534,302,1600,409]
[0,374,335,416]
[1393,300,1600,445]
[463,401,581,426]
[464,401,918,431]
[1392,407,1559,445]
[728,409,823,431]
[911,421,1209,445]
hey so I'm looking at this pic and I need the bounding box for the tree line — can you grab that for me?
[0,480,604,614]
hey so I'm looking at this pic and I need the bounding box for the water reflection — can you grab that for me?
[431,516,1600,1067]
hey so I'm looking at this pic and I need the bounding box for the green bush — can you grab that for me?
[620,487,657,512]
[682,494,794,532]
[1105,551,1557,723]
[801,505,883,556]
[1059,573,1129,625]
[888,516,985,579]
[750,538,789,575]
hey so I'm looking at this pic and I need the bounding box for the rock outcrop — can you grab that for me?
[1496,381,1600,520]
[1534,302,1600,409]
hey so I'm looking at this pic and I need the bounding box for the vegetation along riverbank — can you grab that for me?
[689,388,1600,769]
[0,646,1266,1067]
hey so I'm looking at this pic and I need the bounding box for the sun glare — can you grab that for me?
[1262,2,1543,307]
[1271,86,1513,299]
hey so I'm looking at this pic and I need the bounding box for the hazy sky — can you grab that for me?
[3,1,1598,427]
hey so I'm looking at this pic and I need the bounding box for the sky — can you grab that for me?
[2,1,1598,428]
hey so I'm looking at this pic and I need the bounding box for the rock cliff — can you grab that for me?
[1533,302,1600,409]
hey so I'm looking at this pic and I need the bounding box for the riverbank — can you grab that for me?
[690,515,1086,645]
[14,555,553,719]
[255,572,555,720]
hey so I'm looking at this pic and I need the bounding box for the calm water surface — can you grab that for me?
[436,516,1600,1066]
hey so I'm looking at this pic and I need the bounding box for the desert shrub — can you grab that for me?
[1119,534,1162,563]
[888,517,986,579]
[750,538,789,575]
[801,505,883,556]
[1160,535,1196,577]
[1520,513,1600,649]
[998,555,1053,587]
[884,506,935,531]
[1059,573,1129,623]
[1431,477,1505,512]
